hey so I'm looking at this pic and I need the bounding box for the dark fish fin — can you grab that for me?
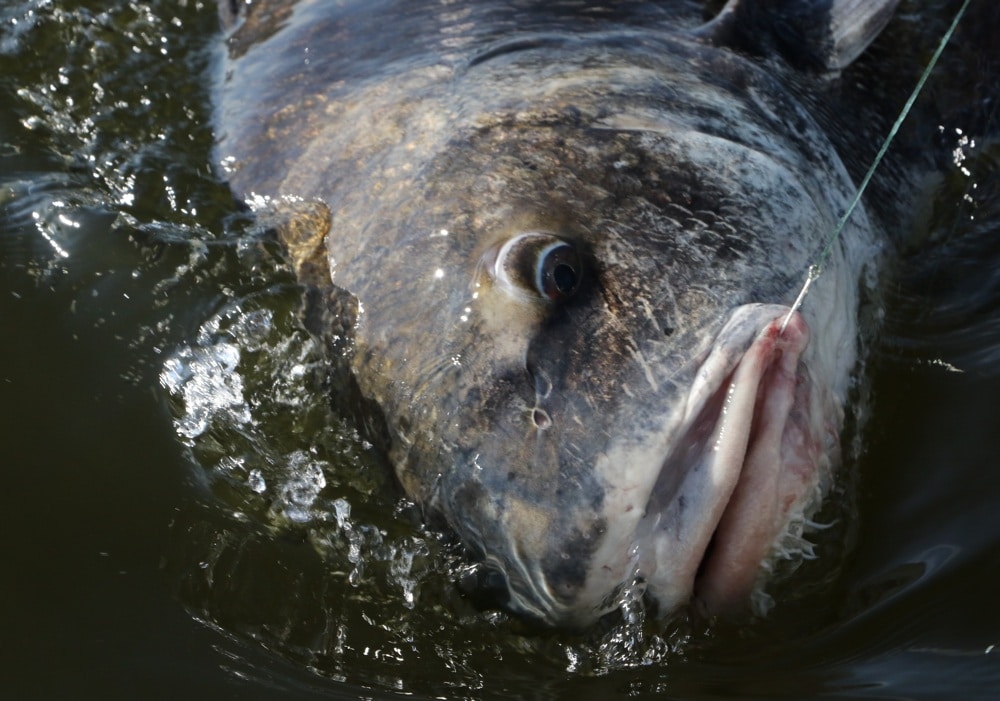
[261,198,334,289]
[698,0,900,71]
[300,283,359,360]
[255,197,359,351]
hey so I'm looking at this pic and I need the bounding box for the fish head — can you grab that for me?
[324,35,878,626]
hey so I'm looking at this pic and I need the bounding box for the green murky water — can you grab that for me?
[2,1,999,699]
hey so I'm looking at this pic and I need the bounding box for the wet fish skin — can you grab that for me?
[215,0,896,625]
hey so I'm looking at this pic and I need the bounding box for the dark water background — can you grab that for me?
[2,1,999,699]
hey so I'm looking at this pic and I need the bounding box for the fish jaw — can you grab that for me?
[563,303,836,624]
[693,309,822,614]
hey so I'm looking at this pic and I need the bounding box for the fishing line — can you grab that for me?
[781,0,973,333]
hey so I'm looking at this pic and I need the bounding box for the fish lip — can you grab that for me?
[636,304,815,617]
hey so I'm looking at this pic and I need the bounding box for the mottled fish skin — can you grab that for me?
[214,0,898,625]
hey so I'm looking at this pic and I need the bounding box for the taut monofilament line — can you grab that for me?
[781,0,973,333]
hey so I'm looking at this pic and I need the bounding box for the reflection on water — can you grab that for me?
[2,0,1000,699]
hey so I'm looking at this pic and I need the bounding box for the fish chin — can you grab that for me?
[634,304,830,618]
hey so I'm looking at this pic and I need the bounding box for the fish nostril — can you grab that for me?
[533,368,552,399]
[532,407,552,429]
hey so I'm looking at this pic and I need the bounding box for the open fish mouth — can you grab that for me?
[632,303,829,618]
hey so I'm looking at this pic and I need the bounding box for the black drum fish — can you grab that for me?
[214,0,906,626]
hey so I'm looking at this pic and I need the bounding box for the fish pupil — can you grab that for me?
[552,262,577,294]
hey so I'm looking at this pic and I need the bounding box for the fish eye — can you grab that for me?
[536,240,580,300]
[491,232,582,302]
